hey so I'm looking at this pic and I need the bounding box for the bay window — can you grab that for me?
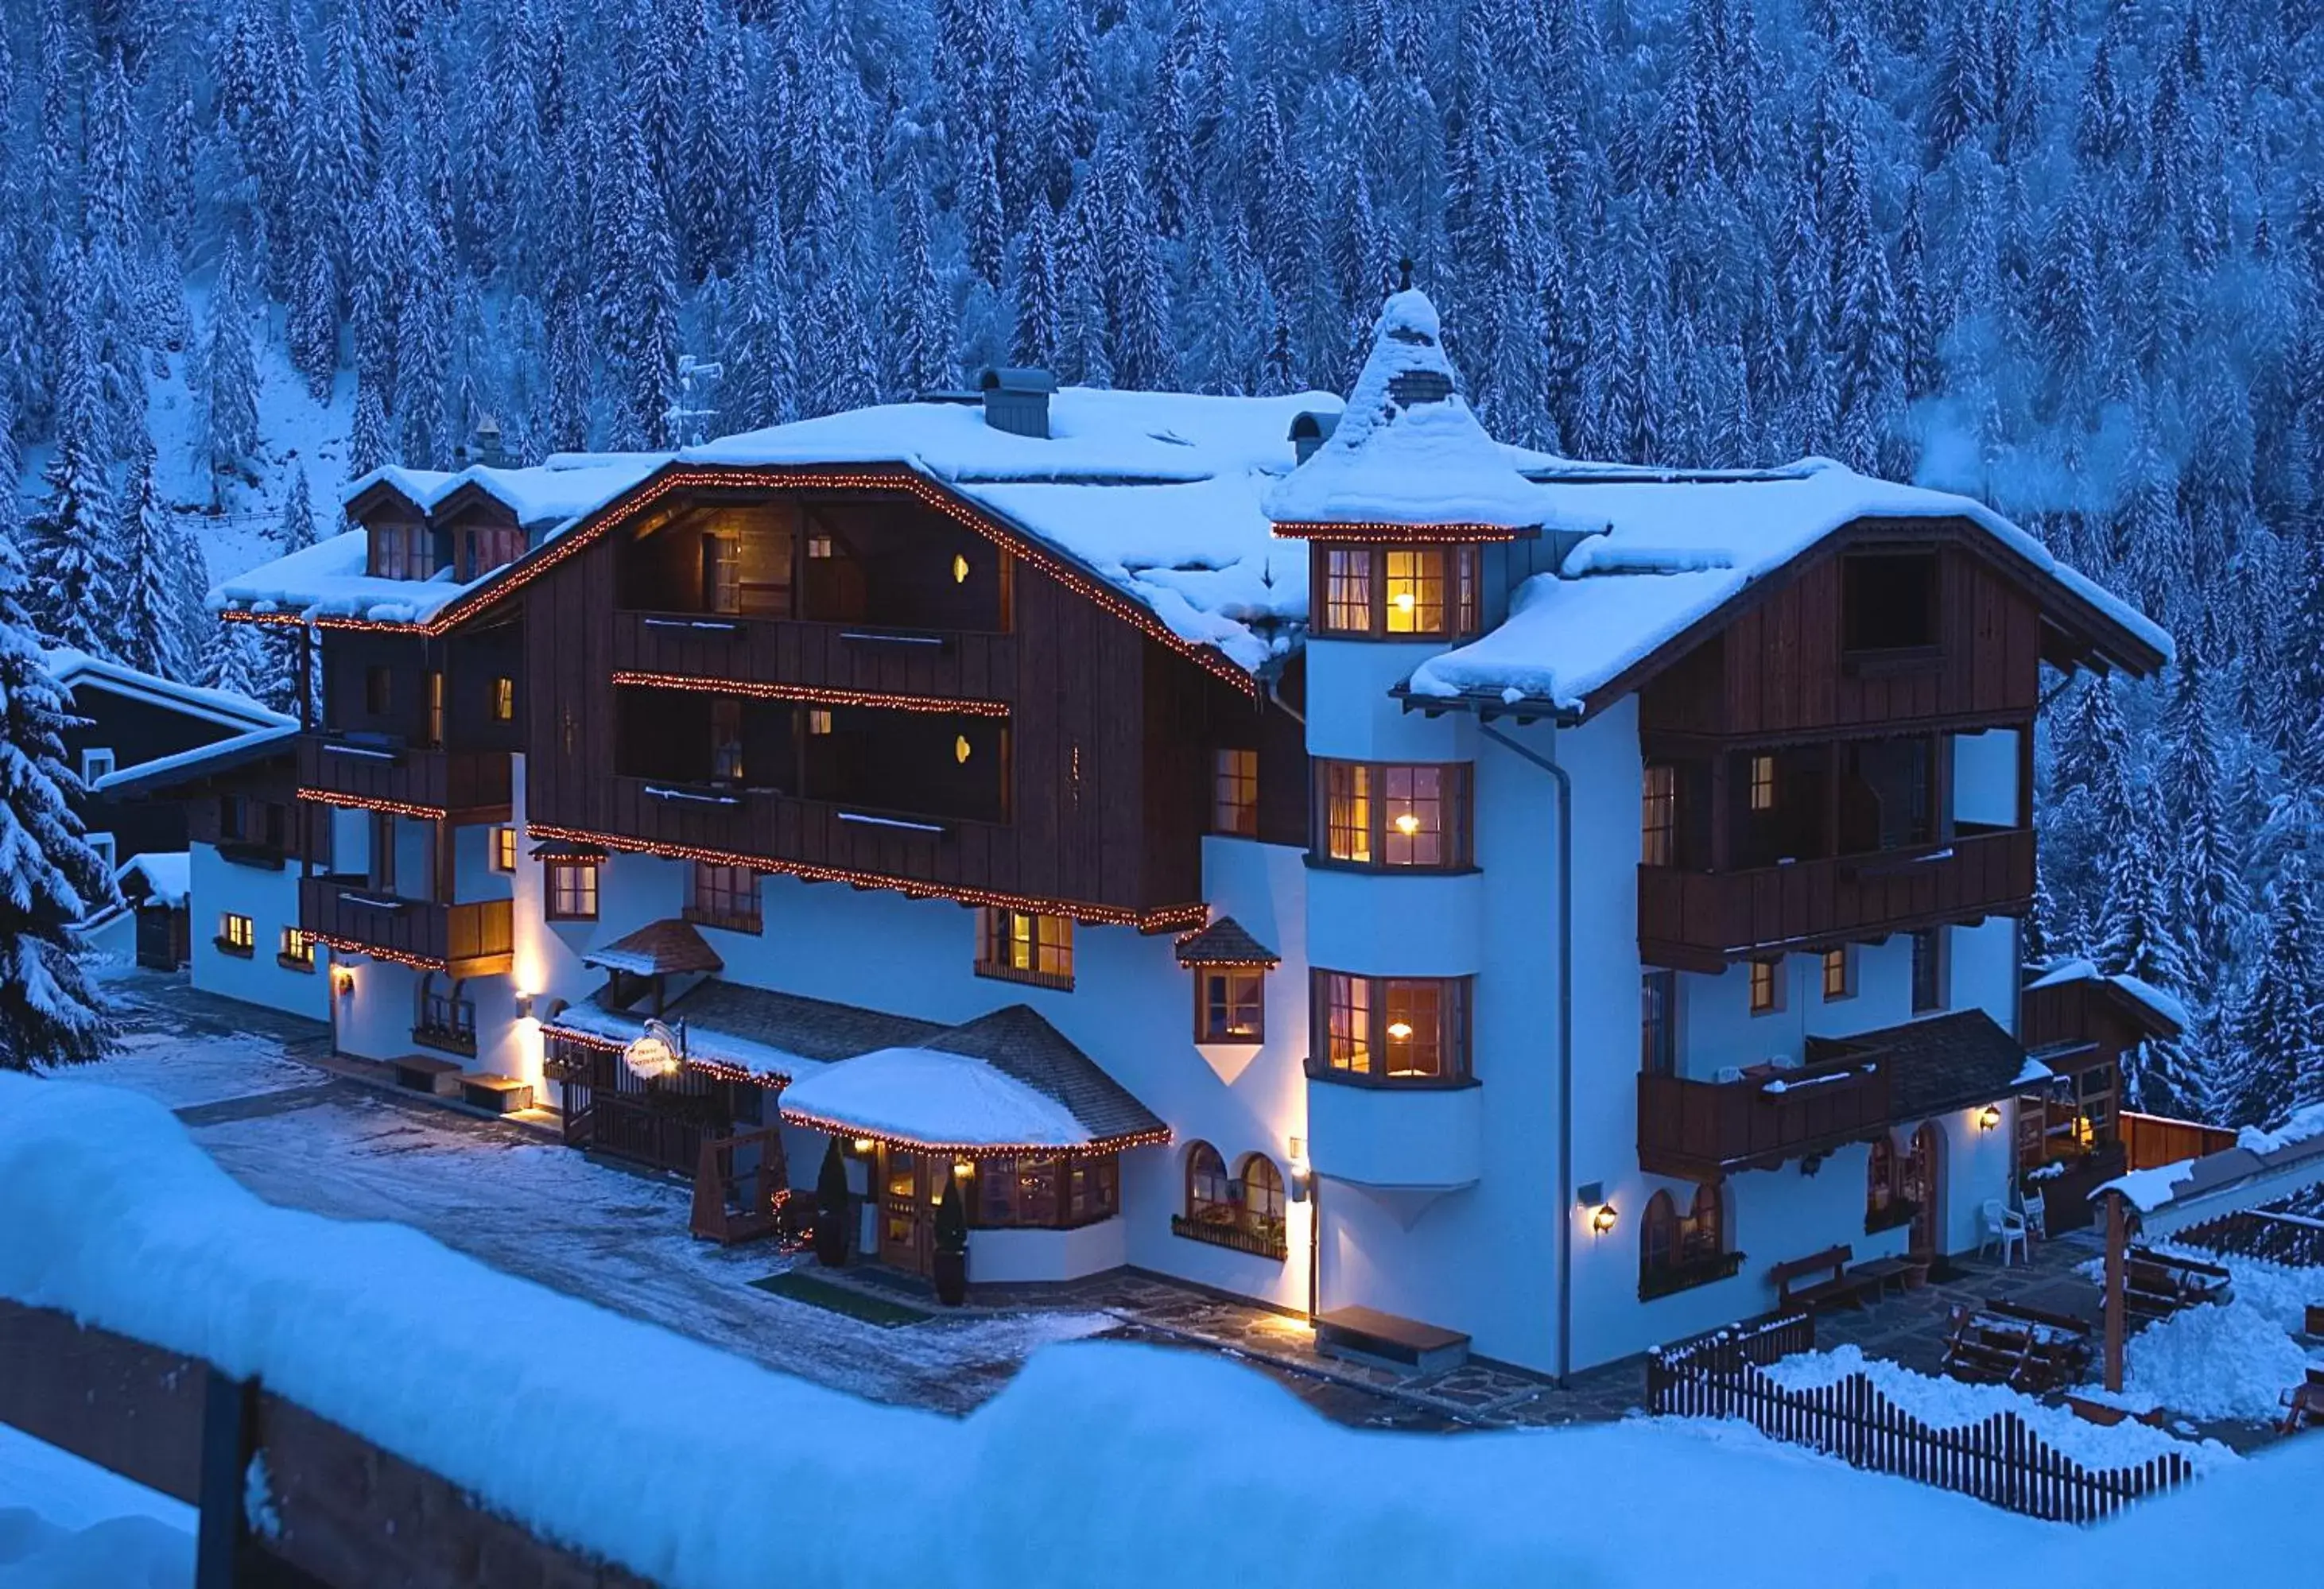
[1309,545,1481,638]
[1313,760,1472,870]
[1309,971,1472,1083]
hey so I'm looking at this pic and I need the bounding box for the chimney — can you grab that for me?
[1289,410,1340,465]
[979,367,1056,439]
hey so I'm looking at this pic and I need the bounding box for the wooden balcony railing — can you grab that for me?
[610,610,1017,702]
[299,734,512,816]
[1637,1058,1895,1181]
[1638,826,2033,971]
[298,875,513,976]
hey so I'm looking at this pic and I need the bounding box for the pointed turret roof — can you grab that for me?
[1265,288,1547,537]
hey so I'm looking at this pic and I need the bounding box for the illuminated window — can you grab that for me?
[424,670,444,748]
[1314,760,1471,869]
[1641,970,1676,1075]
[1748,959,1782,1015]
[1186,1142,1233,1226]
[218,913,254,955]
[1822,946,1854,1002]
[414,974,476,1054]
[1322,548,1372,634]
[807,533,834,559]
[370,521,429,579]
[277,927,314,970]
[492,676,515,722]
[1748,754,1777,812]
[976,907,1073,989]
[1212,748,1259,836]
[490,826,517,872]
[1640,1184,1727,1296]
[1240,1157,1286,1242]
[702,533,740,613]
[1310,971,1471,1083]
[1324,761,1372,862]
[974,1153,1116,1228]
[688,862,762,932]
[1196,967,1265,1043]
[546,861,599,920]
[1312,545,1480,637]
[1642,763,1676,866]
[806,708,833,735]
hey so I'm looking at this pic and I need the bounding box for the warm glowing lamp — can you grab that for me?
[952,553,970,584]
[1591,1203,1619,1234]
[329,964,355,997]
[1394,812,1420,836]
[954,734,972,764]
[1978,1103,2003,1131]
[1387,1021,1414,1041]
[1393,591,1416,611]
[953,1159,975,1178]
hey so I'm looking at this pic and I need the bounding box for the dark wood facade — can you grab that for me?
[298,735,513,816]
[520,485,1301,921]
[300,874,513,976]
[1634,534,2050,967]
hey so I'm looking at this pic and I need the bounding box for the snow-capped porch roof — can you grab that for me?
[1399,459,2172,716]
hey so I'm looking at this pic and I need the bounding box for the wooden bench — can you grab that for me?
[1942,1298,2093,1392]
[2124,1246,2233,1324]
[460,1074,534,1114]
[391,1054,463,1097]
[1771,1245,1885,1312]
[1845,1255,1916,1299]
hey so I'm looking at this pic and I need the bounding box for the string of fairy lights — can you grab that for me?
[607,671,1011,719]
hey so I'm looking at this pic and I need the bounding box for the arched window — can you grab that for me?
[1641,1189,1678,1281]
[1641,1184,1732,1300]
[415,975,476,1055]
[1240,1157,1286,1243]
[1186,1143,1232,1227]
[1866,1137,1899,1228]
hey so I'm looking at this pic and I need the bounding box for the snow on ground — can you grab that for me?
[1759,1345,2234,1471]
[2072,1246,2324,1424]
[0,1425,192,1589]
[56,985,1113,1413]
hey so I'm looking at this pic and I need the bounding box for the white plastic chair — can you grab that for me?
[1979,1199,2027,1267]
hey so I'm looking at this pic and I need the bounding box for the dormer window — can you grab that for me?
[369,521,430,579]
[1311,545,1480,638]
[459,524,526,581]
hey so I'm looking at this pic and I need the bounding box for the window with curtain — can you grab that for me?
[1309,971,1472,1083]
[1314,760,1472,869]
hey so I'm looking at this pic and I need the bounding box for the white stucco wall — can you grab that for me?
[188,843,328,1020]
[967,1218,1128,1283]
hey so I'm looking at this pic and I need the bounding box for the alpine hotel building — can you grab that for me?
[202,291,2168,1378]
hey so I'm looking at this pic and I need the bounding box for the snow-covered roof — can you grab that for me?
[93,722,301,797]
[41,649,295,738]
[1403,459,2173,712]
[778,1044,1100,1150]
[2026,956,2192,1037]
[1264,289,1549,533]
[685,389,1333,675]
[115,852,190,909]
[343,454,665,530]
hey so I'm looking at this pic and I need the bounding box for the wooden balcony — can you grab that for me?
[298,874,514,977]
[299,734,512,817]
[1638,826,2032,971]
[610,611,1016,702]
[1638,1058,1895,1181]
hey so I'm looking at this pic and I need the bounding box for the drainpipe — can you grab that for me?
[1478,719,1575,1386]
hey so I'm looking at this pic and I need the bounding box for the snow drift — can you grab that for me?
[2,1074,2320,1588]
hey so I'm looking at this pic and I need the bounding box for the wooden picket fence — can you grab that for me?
[2177,1202,2324,1271]
[1645,1316,2195,1523]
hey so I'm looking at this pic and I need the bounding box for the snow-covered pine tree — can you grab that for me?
[0,530,113,1072]
[118,440,184,681]
[22,249,125,661]
[2094,803,2200,1114]
[200,234,262,507]
[347,378,392,479]
[2159,650,2248,979]
[2225,852,2324,1126]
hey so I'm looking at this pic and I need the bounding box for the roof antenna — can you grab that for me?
[1398,256,1414,292]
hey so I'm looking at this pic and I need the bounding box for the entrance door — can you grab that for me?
[879,1147,930,1273]
[1904,1122,1942,1258]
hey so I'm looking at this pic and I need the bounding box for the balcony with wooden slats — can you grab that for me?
[1636,1057,1895,1181]
[298,875,514,978]
[610,610,1018,703]
[298,734,512,818]
[1638,826,2032,971]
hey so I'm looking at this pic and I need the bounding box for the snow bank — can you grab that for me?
[0,1075,2066,1587]
[1757,1346,2233,1471]
[2239,1102,2324,1157]
[0,1424,192,1589]
[2116,1300,2321,1424]
[114,854,189,910]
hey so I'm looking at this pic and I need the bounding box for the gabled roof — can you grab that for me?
[1265,289,1546,536]
[1173,916,1281,967]
[92,721,301,800]
[2025,956,2189,1041]
[42,649,297,739]
[922,1005,1169,1146]
[1401,466,2170,716]
[580,919,725,976]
